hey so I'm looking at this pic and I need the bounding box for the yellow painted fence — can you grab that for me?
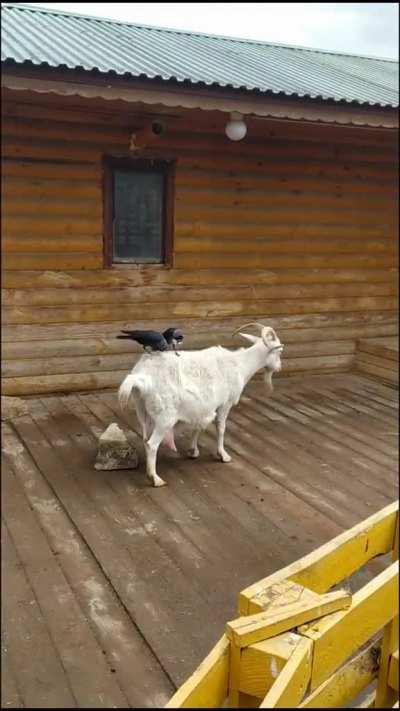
[166,501,399,708]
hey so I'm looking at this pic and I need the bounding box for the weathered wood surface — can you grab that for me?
[355,337,399,387]
[1,97,398,395]
[1,372,398,708]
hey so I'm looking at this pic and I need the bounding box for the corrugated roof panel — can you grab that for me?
[1,2,398,107]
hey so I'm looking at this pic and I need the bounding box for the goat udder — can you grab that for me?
[162,429,177,452]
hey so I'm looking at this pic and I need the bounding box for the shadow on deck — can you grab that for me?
[1,372,398,708]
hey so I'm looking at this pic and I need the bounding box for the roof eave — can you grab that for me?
[2,61,399,129]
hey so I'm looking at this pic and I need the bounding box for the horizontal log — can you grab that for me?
[354,353,399,380]
[3,198,102,219]
[2,253,103,270]
[2,159,101,181]
[2,352,354,379]
[3,118,397,166]
[1,339,356,369]
[176,169,397,196]
[2,117,129,146]
[1,370,128,396]
[2,236,101,254]
[2,265,398,289]
[2,136,104,163]
[0,354,353,396]
[174,203,397,227]
[2,352,138,377]
[175,238,395,255]
[3,216,101,236]
[2,178,101,201]
[174,253,396,269]
[2,311,396,342]
[357,339,398,361]
[2,268,397,290]
[175,186,394,211]
[4,99,396,147]
[2,282,395,308]
[354,360,398,385]
[174,221,394,240]
[2,136,396,184]
[176,153,396,181]
[3,297,396,325]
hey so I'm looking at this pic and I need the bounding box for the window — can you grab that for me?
[104,158,174,265]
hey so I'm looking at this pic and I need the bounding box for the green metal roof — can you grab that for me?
[2,2,398,107]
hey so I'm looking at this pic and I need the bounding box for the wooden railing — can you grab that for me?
[166,501,399,708]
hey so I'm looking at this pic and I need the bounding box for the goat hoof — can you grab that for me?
[219,452,232,463]
[188,449,200,459]
[153,475,167,487]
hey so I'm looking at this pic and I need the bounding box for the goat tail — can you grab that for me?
[118,372,150,410]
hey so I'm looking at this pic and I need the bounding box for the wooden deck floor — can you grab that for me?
[2,372,398,708]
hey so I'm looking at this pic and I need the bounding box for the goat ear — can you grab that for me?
[238,332,259,344]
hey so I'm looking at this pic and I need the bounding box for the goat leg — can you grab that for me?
[215,406,232,463]
[144,423,171,487]
[188,429,201,458]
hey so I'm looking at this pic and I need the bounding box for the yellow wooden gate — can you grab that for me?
[166,501,399,708]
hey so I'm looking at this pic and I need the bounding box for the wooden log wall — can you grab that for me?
[1,97,398,395]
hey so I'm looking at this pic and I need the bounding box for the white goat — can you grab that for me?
[118,322,284,487]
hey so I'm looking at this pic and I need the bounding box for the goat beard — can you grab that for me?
[263,368,274,393]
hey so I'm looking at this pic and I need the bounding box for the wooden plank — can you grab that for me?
[259,637,313,708]
[2,236,101,253]
[175,185,394,211]
[239,633,300,699]
[3,215,101,236]
[300,561,399,689]
[165,635,230,708]
[3,198,102,218]
[2,252,103,270]
[2,421,173,707]
[1,520,77,708]
[174,253,395,269]
[2,267,396,290]
[2,459,129,707]
[175,201,396,227]
[389,650,399,691]
[299,641,379,708]
[9,407,233,686]
[1,370,127,396]
[1,643,24,709]
[2,309,396,341]
[227,591,351,648]
[239,502,398,614]
[230,399,393,521]
[0,336,356,362]
[176,236,395,254]
[3,297,396,324]
[2,281,395,307]
[2,159,100,180]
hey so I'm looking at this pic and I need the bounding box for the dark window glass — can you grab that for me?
[113,169,164,263]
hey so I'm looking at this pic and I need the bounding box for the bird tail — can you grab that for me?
[118,373,151,409]
[116,335,133,340]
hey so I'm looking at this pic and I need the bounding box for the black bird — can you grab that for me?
[163,327,184,354]
[117,327,184,355]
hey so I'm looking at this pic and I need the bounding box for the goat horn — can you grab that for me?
[232,321,266,338]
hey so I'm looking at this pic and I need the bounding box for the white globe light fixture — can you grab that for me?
[225,112,247,141]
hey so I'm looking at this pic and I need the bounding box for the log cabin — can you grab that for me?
[1,2,399,396]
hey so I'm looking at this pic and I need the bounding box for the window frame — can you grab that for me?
[103,156,175,267]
